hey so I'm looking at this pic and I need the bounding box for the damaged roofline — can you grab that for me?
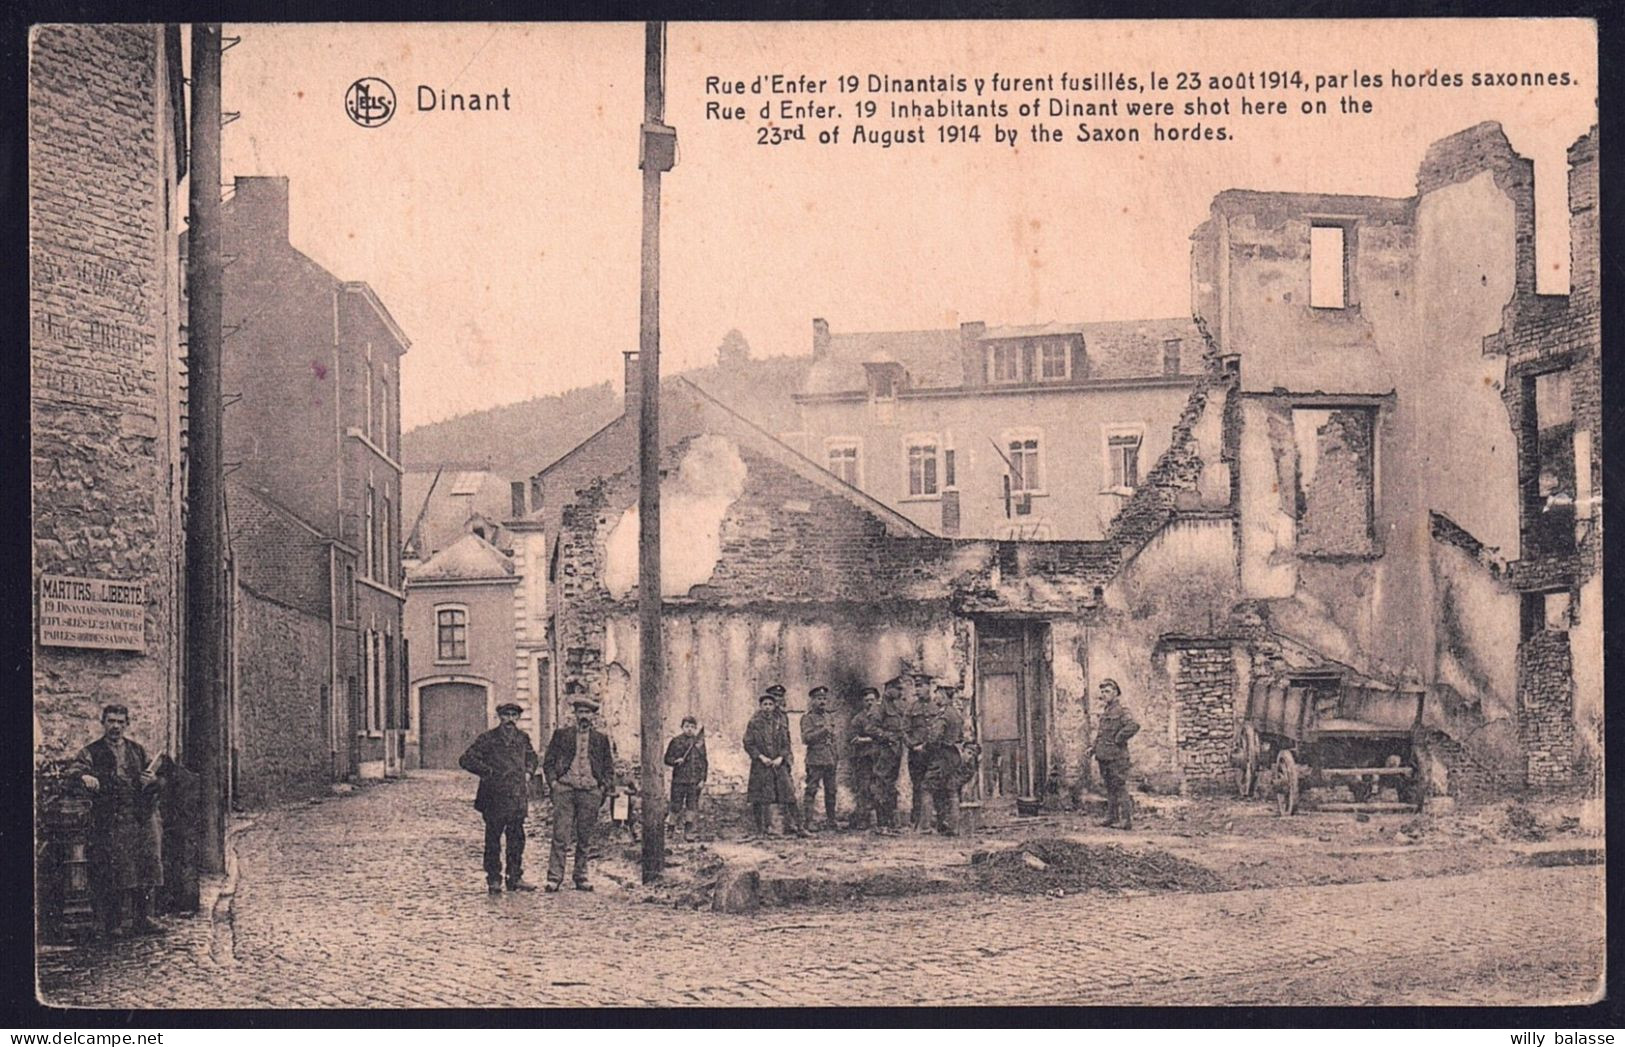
[793,372,1198,404]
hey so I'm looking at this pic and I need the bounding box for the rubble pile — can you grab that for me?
[970,838,1224,896]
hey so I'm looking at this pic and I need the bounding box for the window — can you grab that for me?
[989,342,1022,384]
[376,379,390,450]
[364,483,377,580]
[382,493,393,586]
[1007,435,1042,493]
[1163,338,1183,376]
[1294,406,1376,556]
[436,607,469,663]
[1310,224,1348,309]
[343,563,356,620]
[943,448,957,490]
[1526,369,1577,557]
[1038,339,1069,380]
[872,371,896,401]
[906,439,939,497]
[363,344,375,434]
[1107,431,1142,490]
[826,440,861,486]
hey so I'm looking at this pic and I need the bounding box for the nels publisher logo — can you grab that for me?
[345,77,396,128]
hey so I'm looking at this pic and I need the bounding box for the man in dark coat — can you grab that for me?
[799,686,839,830]
[663,715,708,840]
[923,685,968,836]
[845,687,882,830]
[1090,678,1142,830]
[68,703,163,937]
[459,700,540,894]
[542,688,615,890]
[903,672,937,830]
[744,685,806,838]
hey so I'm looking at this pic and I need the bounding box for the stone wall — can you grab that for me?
[30,25,187,760]
[1518,630,1575,788]
[1172,644,1237,792]
[234,585,332,807]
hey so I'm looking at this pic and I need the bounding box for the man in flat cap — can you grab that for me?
[800,685,839,831]
[1089,678,1141,830]
[744,685,807,838]
[542,684,615,890]
[459,700,541,894]
[903,671,937,831]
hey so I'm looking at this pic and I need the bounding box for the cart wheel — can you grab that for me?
[1237,725,1260,799]
[1274,750,1300,816]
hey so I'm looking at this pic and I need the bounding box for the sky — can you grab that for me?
[215,20,1597,429]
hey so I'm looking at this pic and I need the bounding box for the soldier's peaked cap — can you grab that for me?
[885,675,906,688]
[570,696,601,712]
[495,701,524,715]
[860,686,881,698]
[808,685,830,697]
[765,684,786,697]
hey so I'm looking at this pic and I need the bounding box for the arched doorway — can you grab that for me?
[418,681,490,769]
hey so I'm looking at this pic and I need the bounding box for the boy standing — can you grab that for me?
[663,716,708,840]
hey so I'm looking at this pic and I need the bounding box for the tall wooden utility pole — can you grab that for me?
[637,21,677,883]
[185,23,228,874]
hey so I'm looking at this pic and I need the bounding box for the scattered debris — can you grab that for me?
[1502,803,1547,842]
[971,838,1224,896]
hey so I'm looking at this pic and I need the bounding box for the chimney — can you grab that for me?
[528,475,543,513]
[510,481,527,518]
[229,175,290,245]
[623,351,641,417]
[959,321,987,386]
[812,318,830,358]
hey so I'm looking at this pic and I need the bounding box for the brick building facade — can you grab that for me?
[220,176,407,787]
[30,25,190,763]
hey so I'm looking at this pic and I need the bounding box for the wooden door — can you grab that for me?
[976,621,1049,801]
[419,682,489,769]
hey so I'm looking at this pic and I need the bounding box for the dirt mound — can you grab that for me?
[971,838,1225,896]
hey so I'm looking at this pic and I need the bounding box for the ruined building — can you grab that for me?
[532,121,1598,806]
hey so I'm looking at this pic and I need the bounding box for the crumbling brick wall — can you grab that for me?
[1172,644,1237,792]
[1296,409,1376,556]
[1518,630,1575,788]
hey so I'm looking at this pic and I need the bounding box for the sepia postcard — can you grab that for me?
[28,17,1604,1011]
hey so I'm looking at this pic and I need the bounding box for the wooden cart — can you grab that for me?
[1233,670,1427,815]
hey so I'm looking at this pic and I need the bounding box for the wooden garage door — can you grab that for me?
[419,682,489,769]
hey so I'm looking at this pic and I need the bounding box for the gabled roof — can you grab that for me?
[403,468,513,559]
[535,377,934,540]
[406,532,515,584]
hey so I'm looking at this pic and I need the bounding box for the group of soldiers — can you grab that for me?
[742,670,980,839]
[457,673,1141,895]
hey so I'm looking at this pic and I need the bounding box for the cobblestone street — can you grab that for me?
[39,773,1606,1009]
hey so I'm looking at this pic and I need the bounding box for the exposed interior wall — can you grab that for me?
[234,587,330,807]
[597,606,961,788]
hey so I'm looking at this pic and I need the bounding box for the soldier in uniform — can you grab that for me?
[903,671,937,831]
[868,676,908,834]
[845,687,883,830]
[799,685,839,831]
[923,684,968,836]
[1089,678,1141,830]
[459,700,541,894]
[69,703,164,936]
[744,685,807,838]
